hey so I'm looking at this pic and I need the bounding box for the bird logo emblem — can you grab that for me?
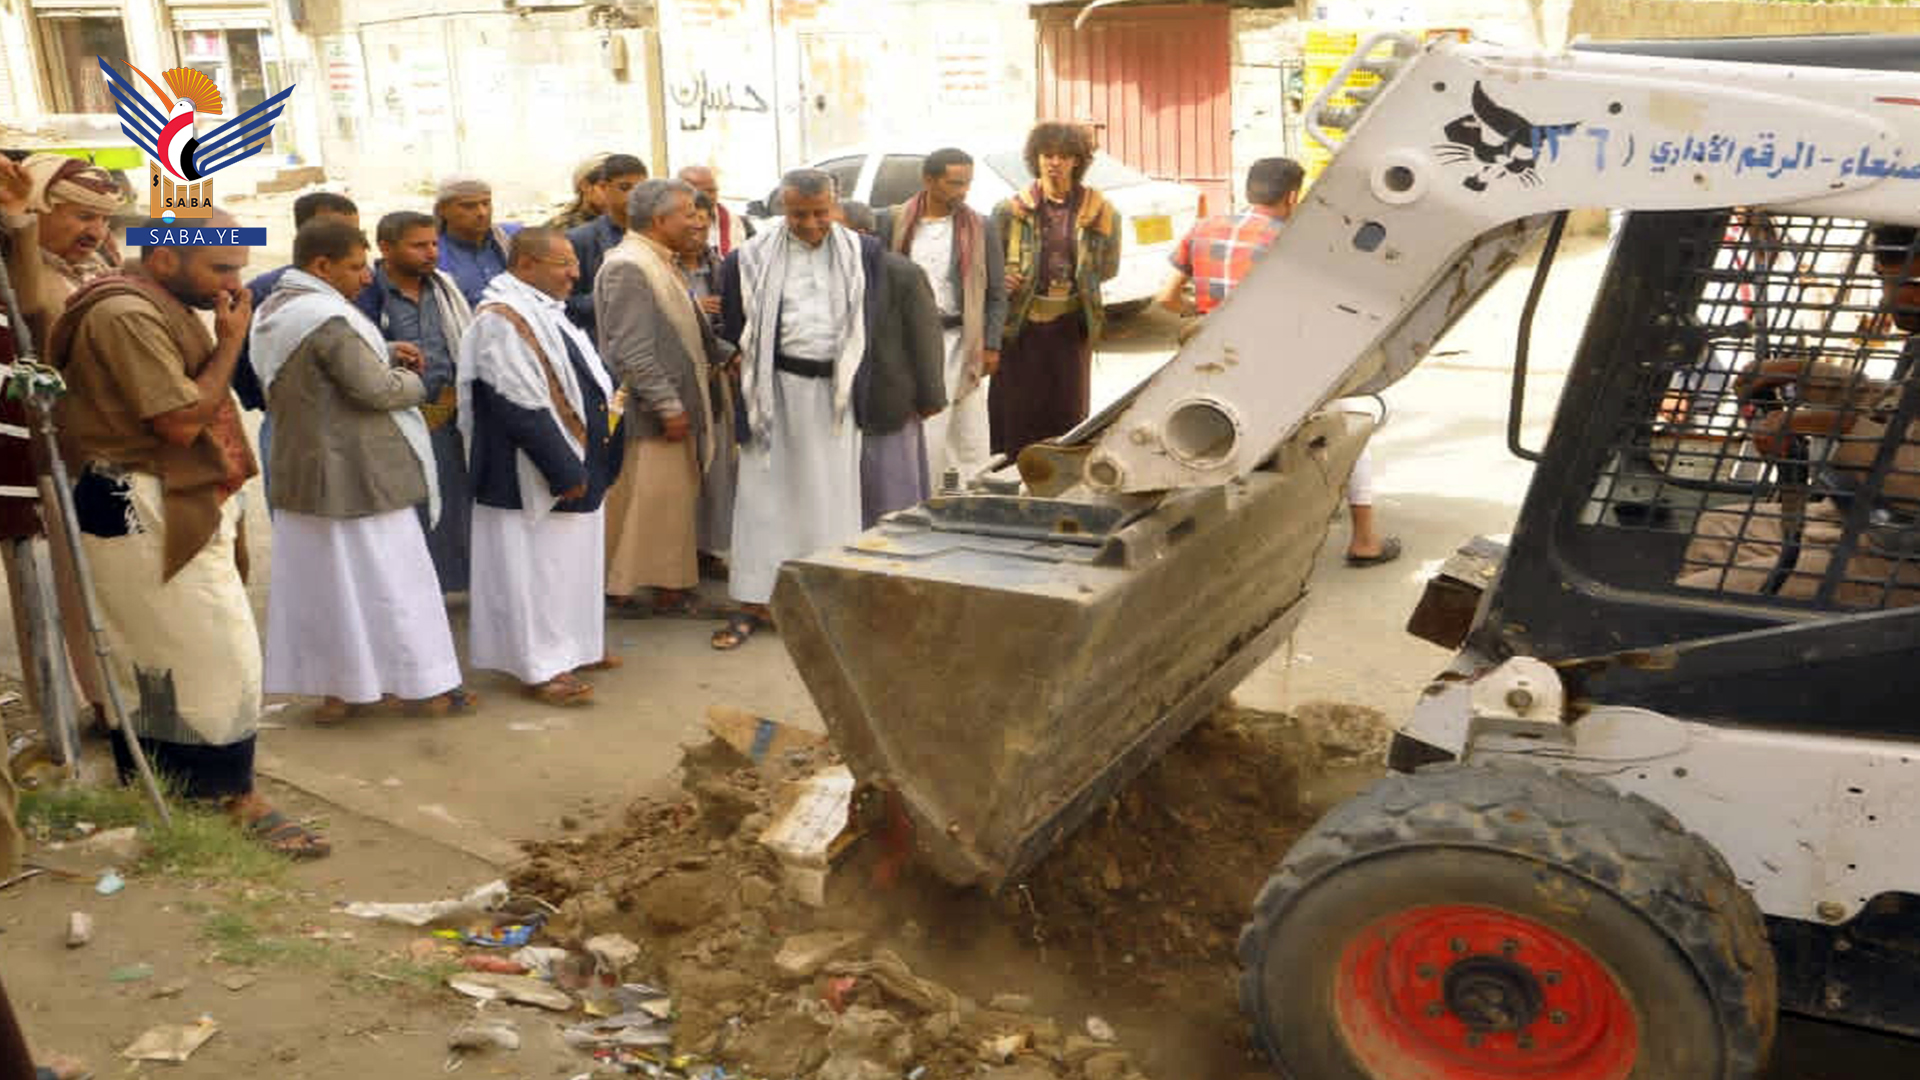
[98,57,295,223]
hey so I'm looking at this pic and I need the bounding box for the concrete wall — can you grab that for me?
[1571,0,1920,41]
[1230,7,1303,212]
[294,0,661,216]
[0,0,36,119]
[659,0,1036,203]
[1301,0,1566,48]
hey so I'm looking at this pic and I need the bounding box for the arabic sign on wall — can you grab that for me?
[936,27,995,107]
[658,0,784,193]
[322,36,368,118]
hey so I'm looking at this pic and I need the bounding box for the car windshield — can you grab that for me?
[984,151,1151,191]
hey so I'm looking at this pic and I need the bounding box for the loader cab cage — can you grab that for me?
[1474,210,1920,727]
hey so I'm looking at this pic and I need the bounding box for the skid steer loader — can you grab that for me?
[773,31,1920,1079]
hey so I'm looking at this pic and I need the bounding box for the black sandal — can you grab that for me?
[242,808,332,861]
[710,611,767,651]
[1345,535,1404,568]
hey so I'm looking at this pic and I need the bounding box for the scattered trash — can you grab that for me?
[463,918,542,948]
[109,963,154,983]
[95,870,125,896]
[447,1017,521,1053]
[0,692,19,707]
[65,912,92,948]
[822,976,859,1014]
[823,951,960,1014]
[980,1032,1028,1063]
[409,937,455,963]
[460,955,528,975]
[447,972,574,1011]
[123,1017,219,1062]
[585,932,640,977]
[220,973,257,992]
[759,766,857,906]
[509,945,570,979]
[150,978,190,999]
[774,931,865,979]
[72,826,143,863]
[342,879,509,927]
[562,1012,674,1050]
[0,868,45,891]
[261,702,291,716]
[989,993,1034,1014]
[705,705,828,769]
[1086,1016,1116,1042]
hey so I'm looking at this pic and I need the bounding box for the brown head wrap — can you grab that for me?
[22,154,121,215]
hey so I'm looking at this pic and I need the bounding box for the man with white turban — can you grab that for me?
[435,175,522,308]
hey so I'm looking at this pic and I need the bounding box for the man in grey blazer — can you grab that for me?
[595,179,723,617]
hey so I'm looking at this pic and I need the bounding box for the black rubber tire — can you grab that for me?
[1237,762,1777,1080]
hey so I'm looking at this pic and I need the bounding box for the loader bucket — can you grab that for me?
[772,408,1372,891]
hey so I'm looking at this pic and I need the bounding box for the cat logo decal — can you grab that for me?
[1435,82,1579,192]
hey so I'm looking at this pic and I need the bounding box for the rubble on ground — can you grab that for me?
[386,702,1374,1078]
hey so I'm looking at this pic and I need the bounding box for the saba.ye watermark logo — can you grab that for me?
[98,57,294,246]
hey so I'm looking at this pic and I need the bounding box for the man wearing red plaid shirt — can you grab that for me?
[1156,157,1400,567]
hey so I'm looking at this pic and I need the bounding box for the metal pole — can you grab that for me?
[0,247,171,825]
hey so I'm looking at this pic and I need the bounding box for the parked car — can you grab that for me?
[744,145,1203,316]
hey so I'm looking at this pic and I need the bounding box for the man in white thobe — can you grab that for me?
[878,148,1007,490]
[712,169,877,648]
[460,229,618,703]
[255,219,474,719]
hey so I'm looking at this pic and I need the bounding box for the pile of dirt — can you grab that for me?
[511,703,1383,1079]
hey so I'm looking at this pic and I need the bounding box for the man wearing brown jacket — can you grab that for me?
[47,211,328,858]
[254,219,476,721]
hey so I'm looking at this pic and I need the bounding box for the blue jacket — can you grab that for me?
[565,214,623,338]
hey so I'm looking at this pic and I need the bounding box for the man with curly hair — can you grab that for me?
[989,121,1120,459]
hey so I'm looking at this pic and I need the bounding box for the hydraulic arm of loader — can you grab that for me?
[1029,36,1920,497]
[774,38,1920,892]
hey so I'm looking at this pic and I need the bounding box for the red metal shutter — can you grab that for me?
[1035,4,1232,211]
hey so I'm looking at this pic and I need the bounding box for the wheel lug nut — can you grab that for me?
[1465,1033,1483,1048]
[1426,1002,1445,1018]
[1550,1010,1568,1025]
[1518,1034,1534,1050]
[1500,938,1520,956]
[1416,963,1436,980]
[1449,937,1468,954]
[1543,970,1561,986]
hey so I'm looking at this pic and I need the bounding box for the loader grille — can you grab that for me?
[1581,212,1920,610]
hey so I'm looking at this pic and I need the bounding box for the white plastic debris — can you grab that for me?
[447,1017,521,1052]
[342,879,508,927]
[447,972,574,1012]
[760,766,856,906]
[561,1013,674,1050]
[123,1017,220,1062]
